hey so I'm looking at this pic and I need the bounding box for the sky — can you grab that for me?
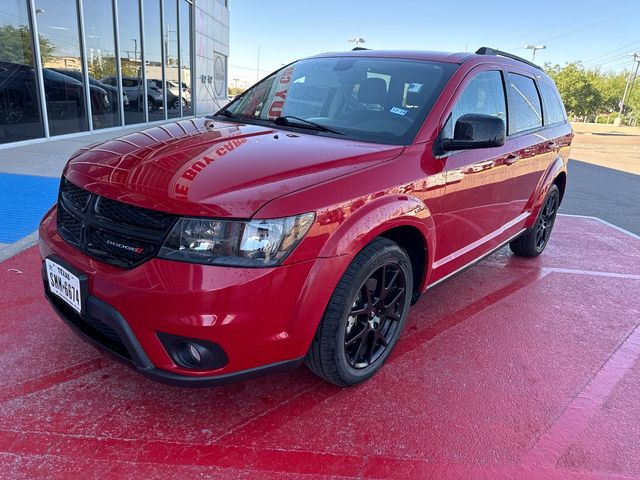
[228,0,640,88]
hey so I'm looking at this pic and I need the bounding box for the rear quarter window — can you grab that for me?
[506,73,543,134]
[538,81,567,125]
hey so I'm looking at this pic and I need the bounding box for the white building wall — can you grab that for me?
[194,0,229,116]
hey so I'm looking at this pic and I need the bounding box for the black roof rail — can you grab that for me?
[352,47,370,51]
[475,47,543,71]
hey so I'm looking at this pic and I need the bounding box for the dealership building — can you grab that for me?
[0,0,229,148]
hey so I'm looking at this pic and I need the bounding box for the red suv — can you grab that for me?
[40,47,572,387]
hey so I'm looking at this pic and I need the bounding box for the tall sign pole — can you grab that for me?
[618,53,640,120]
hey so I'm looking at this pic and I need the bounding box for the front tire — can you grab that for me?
[305,238,413,386]
[510,183,560,257]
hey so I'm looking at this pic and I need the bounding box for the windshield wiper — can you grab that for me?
[213,109,237,119]
[273,116,344,135]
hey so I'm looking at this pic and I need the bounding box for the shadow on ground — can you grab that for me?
[561,159,640,235]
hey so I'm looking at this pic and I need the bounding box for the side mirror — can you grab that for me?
[441,113,506,151]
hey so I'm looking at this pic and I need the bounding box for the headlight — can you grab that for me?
[158,213,315,267]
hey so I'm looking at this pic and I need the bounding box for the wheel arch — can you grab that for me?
[318,194,435,294]
[554,170,567,202]
[524,155,567,229]
[379,225,428,299]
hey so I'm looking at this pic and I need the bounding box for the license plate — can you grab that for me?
[45,258,82,314]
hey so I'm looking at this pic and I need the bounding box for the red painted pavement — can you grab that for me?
[1,215,639,479]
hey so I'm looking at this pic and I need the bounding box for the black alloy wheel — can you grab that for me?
[344,263,406,369]
[510,183,561,257]
[305,237,413,386]
[535,189,558,251]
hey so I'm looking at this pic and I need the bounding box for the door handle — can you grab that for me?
[504,154,520,165]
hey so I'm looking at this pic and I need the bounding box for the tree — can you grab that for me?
[545,62,602,117]
[87,55,139,80]
[0,25,55,65]
[593,71,627,113]
[543,61,640,123]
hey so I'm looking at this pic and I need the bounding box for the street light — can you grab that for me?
[524,44,546,62]
[348,37,366,48]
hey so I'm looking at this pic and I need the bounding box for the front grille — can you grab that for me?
[95,196,176,231]
[57,178,176,268]
[61,180,91,211]
[57,205,82,244]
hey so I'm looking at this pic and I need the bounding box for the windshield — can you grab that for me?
[218,56,457,145]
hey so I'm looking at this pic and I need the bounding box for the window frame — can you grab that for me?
[441,69,508,141]
[536,79,568,127]
[434,64,509,157]
[503,69,544,137]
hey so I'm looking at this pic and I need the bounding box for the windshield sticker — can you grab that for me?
[265,66,294,119]
[407,83,423,93]
[390,106,408,116]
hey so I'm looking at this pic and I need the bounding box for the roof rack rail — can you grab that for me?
[475,47,543,71]
[352,47,370,51]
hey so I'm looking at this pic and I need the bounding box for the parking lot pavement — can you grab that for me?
[560,160,640,236]
[1,215,639,479]
[560,124,640,236]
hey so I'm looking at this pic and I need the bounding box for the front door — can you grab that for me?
[432,68,518,277]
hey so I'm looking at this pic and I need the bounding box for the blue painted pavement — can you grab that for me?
[0,173,59,243]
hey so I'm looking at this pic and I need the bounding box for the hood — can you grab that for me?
[64,118,404,218]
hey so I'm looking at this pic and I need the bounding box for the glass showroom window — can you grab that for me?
[82,0,121,129]
[0,0,45,144]
[34,0,89,136]
[164,0,180,119]
[144,0,165,122]
[179,0,193,117]
[117,0,144,125]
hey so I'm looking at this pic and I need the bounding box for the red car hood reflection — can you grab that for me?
[64,118,404,218]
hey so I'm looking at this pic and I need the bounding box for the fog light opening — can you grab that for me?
[156,332,229,371]
[177,341,205,368]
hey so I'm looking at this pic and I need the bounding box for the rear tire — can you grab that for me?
[510,184,560,258]
[305,238,413,386]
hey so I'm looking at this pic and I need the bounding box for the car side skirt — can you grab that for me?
[426,228,527,290]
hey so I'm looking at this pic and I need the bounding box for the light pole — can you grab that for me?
[524,44,546,62]
[617,53,640,123]
[256,46,261,81]
[347,37,366,48]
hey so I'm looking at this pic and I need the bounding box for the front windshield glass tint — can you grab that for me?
[223,57,457,145]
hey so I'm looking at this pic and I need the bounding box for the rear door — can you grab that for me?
[433,68,518,269]
[502,70,554,218]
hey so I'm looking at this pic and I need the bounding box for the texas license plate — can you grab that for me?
[45,258,82,314]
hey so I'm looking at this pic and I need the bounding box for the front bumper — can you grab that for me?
[43,281,302,386]
[39,208,349,385]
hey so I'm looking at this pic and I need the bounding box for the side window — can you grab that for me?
[443,71,506,139]
[506,73,542,133]
[538,81,566,125]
